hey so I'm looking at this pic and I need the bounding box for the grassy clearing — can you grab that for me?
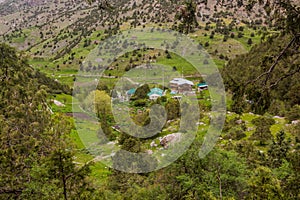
[69,121,111,186]
[156,52,199,76]
[50,93,75,113]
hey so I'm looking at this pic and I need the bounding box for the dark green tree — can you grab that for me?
[175,0,198,34]
[133,84,150,100]
[165,99,180,120]
[250,117,275,145]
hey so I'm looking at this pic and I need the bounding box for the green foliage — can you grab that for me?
[165,99,180,120]
[133,84,150,100]
[247,166,283,199]
[250,116,275,145]
[286,105,300,122]
[0,44,94,199]
[1,1,300,198]
[267,131,289,168]
[223,117,247,141]
[175,0,198,34]
[133,99,148,107]
[223,34,300,115]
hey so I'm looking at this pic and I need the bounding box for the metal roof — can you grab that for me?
[197,82,208,87]
[126,88,136,95]
[170,78,194,86]
[147,88,163,96]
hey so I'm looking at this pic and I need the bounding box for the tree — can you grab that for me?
[285,148,300,199]
[175,0,198,34]
[248,166,283,199]
[198,149,249,199]
[286,105,300,122]
[247,38,253,45]
[83,90,114,140]
[250,117,275,145]
[20,116,94,200]
[165,99,180,120]
[267,131,289,168]
[223,1,300,114]
[133,84,150,100]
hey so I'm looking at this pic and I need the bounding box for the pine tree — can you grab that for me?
[175,0,198,34]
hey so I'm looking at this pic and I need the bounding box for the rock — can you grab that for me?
[160,133,181,148]
[247,127,254,131]
[53,100,65,107]
[107,141,115,145]
[273,116,284,119]
[150,141,157,147]
[235,119,243,124]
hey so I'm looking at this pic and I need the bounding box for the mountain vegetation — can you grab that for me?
[0,0,299,199]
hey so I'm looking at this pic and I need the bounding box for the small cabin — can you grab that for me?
[147,88,164,100]
[169,78,194,94]
[197,82,208,92]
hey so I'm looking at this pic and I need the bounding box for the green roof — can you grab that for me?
[127,88,136,95]
[147,88,163,96]
[197,82,208,87]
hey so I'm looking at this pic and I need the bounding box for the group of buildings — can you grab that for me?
[125,78,208,101]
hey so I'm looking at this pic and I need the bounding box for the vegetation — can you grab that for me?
[0,44,95,199]
[0,0,299,199]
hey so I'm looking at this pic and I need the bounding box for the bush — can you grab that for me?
[238,32,243,38]
[133,99,147,107]
[247,38,253,45]
[286,105,300,122]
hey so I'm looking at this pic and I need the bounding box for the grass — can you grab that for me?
[50,93,76,113]
[70,122,111,186]
[156,52,199,76]
[90,162,112,186]
[27,21,263,94]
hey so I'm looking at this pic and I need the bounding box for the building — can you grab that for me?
[169,78,194,94]
[126,88,136,100]
[147,88,164,100]
[197,82,208,92]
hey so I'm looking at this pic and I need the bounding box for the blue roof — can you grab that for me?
[197,82,208,87]
[127,88,136,95]
[147,88,163,96]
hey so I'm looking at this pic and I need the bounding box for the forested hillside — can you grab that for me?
[0,44,96,199]
[223,34,300,115]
